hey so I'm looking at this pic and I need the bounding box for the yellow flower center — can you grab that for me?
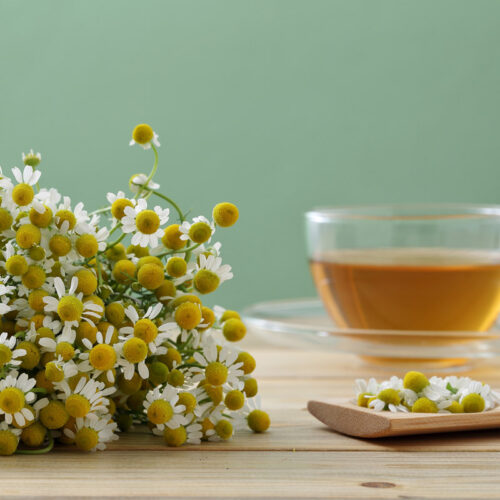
[105,302,125,326]
[161,224,186,250]
[74,269,98,296]
[236,352,256,374]
[137,263,164,290]
[446,401,464,413]
[45,362,65,382]
[29,246,46,261]
[215,419,233,440]
[174,302,201,330]
[188,222,212,244]
[377,388,401,406]
[205,361,228,386]
[134,319,158,344]
[243,378,258,397]
[163,426,187,447]
[17,341,40,370]
[0,387,25,414]
[57,296,84,322]
[194,269,219,295]
[29,205,52,228]
[49,234,72,257]
[65,394,91,418]
[105,243,127,261]
[0,430,18,455]
[462,393,485,413]
[16,224,41,249]
[212,202,239,227]
[135,210,160,235]
[247,410,270,433]
[177,392,196,414]
[21,265,46,289]
[0,344,13,367]
[112,259,136,284]
[20,421,46,448]
[168,369,185,387]
[166,257,187,278]
[123,337,148,364]
[224,390,245,411]
[5,255,28,276]
[132,124,154,144]
[89,344,116,371]
[222,318,247,342]
[56,341,75,361]
[76,234,98,258]
[111,198,133,220]
[148,361,169,386]
[55,209,76,230]
[40,400,69,429]
[412,397,438,413]
[0,208,13,231]
[147,400,173,425]
[403,371,429,393]
[12,183,34,206]
[75,427,99,452]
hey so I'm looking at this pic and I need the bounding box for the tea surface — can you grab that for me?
[310,249,500,331]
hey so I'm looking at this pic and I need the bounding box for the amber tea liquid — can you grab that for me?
[311,249,500,331]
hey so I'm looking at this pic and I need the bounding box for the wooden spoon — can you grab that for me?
[307,399,500,438]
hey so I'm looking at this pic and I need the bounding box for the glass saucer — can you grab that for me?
[242,298,500,369]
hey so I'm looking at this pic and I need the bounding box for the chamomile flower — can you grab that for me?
[193,254,233,294]
[0,421,21,455]
[0,332,27,369]
[121,198,169,248]
[115,337,150,381]
[78,327,118,383]
[44,355,79,382]
[54,377,115,419]
[143,385,188,431]
[153,421,203,445]
[0,165,41,210]
[64,415,118,452]
[0,372,37,426]
[119,303,166,354]
[179,216,215,244]
[191,338,244,390]
[129,124,160,150]
[43,277,102,339]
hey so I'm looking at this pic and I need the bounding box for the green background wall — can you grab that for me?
[1,0,499,310]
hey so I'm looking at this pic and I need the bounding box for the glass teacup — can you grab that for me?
[306,204,500,332]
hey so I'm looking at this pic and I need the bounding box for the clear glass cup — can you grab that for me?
[305,204,500,332]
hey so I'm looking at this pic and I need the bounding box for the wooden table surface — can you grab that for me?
[2,333,500,499]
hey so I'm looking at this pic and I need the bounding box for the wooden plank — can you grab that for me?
[42,409,500,453]
[2,451,500,498]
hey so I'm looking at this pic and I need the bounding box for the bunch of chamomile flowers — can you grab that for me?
[0,124,269,455]
[355,371,500,414]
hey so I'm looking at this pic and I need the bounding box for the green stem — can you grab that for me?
[139,187,185,223]
[105,232,126,252]
[16,433,54,455]
[134,143,159,200]
[95,254,103,288]
[155,243,201,260]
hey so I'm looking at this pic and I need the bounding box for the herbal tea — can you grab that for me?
[310,249,500,331]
